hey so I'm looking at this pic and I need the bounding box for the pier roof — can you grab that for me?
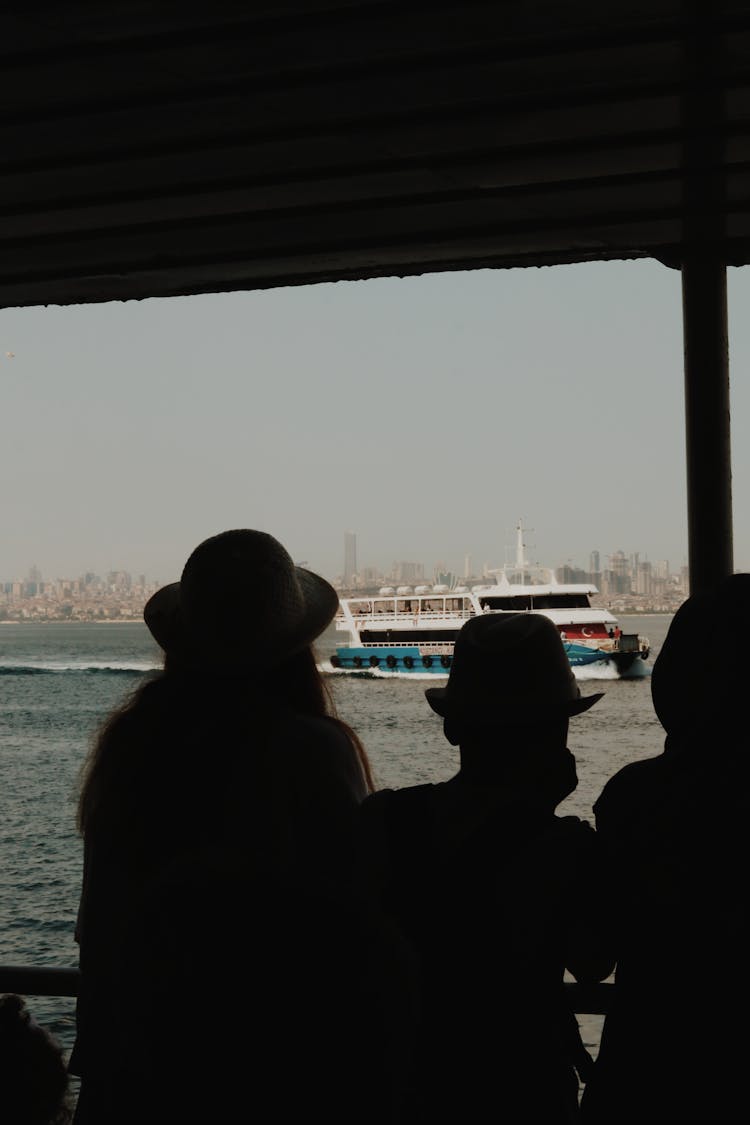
[1,0,743,588]
[2,1,748,308]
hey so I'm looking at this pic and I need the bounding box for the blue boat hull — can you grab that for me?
[563,642,610,667]
[331,641,648,677]
[331,646,451,673]
[564,642,650,677]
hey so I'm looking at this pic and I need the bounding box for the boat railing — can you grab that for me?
[344,641,453,650]
[351,609,475,625]
[0,964,613,1014]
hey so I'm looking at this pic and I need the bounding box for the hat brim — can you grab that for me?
[144,567,339,666]
[424,685,604,721]
[144,582,182,654]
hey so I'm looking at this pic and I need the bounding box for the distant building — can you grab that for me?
[434,569,457,587]
[392,561,424,584]
[633,559,652,595]
[343,531,357,586]
[602,550,631,596]
[360,566,382,586]
[557,563,589,584]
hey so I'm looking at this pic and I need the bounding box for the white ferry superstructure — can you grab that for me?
[330,523,650,678]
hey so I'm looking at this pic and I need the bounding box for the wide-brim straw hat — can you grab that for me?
[425,612,603,724]
[144,529,339,671]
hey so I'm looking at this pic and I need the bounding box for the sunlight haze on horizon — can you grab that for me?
[2,258,748,586]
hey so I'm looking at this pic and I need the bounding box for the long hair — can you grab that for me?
[77,644,373,836]
[0,994,72,1125]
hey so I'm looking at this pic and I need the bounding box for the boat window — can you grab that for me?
[360,628,461,643]
[349,601,373,615]
[531,594,591,609]
[396,600,415,614]
[422,599,443,613]
[481,596,531,611]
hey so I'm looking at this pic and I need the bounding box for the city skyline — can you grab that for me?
[2,535,684,591]
[3,259,750,582]
[0,537,687,623]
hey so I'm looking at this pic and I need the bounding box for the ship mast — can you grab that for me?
[515,520,528,571]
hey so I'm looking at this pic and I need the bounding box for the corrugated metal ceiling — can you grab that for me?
[2,0,749,307]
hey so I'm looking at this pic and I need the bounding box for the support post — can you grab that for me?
[681,258,733,591]
[680,1,733,593]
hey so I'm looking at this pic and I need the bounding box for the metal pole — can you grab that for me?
[680,2,733,592]
[681,258,733,590]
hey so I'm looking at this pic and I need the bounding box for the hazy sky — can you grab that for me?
[2,258,749,586]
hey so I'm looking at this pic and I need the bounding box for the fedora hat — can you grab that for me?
[424,612,603,724]
[144,529,339,671]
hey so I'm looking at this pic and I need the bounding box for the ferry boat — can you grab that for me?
[330,524,650,677]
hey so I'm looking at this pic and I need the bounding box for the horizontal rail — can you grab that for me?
[0,965,613,1013]
[0,965,79,997]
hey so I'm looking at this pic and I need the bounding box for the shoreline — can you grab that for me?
[0,619,145,625]
[1,612,676,626]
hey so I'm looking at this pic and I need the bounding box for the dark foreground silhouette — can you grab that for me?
[581,574,750,1124]
[0,993,72,1125]
[70,530,415,1124]
[359,613,613,1125]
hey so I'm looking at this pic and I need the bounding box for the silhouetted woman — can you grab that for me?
[68,530,412,1125]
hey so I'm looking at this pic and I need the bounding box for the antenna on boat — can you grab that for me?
[515,520,528,571]
[494,520,534,583]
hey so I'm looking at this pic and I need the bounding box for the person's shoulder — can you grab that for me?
[364,783,435,810]
[255,713,369,802]
[282,713,365,771]
[556,812,594,832]
[277,711,349,742]
[550,813,597,849]
[594,754,667,805]
[593,753,676,834]
[360,783,435,825]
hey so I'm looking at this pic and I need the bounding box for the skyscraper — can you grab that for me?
[343,531,357,586]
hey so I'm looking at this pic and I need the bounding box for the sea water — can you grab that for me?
[0,615,671,1094]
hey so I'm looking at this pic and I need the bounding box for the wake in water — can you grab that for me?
[0,659,647,682]
[320,660,650,682]
[572,662,651,681]
[0,661,159,675]
[320,662,448,681]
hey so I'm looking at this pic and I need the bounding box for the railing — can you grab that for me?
[0,964,613,1013]
[339,610,476,627]
[0,966,79,997]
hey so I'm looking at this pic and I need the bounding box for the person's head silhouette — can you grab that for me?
[425,612,603,798]
[144,528,339,674]
[426,611,603,733]
[650,572,750,738]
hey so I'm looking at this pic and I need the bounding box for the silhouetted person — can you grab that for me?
[359,613,612,1125]
[0,994,72,1125]
[581,574,750,1125]
[69,530,414,1124]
